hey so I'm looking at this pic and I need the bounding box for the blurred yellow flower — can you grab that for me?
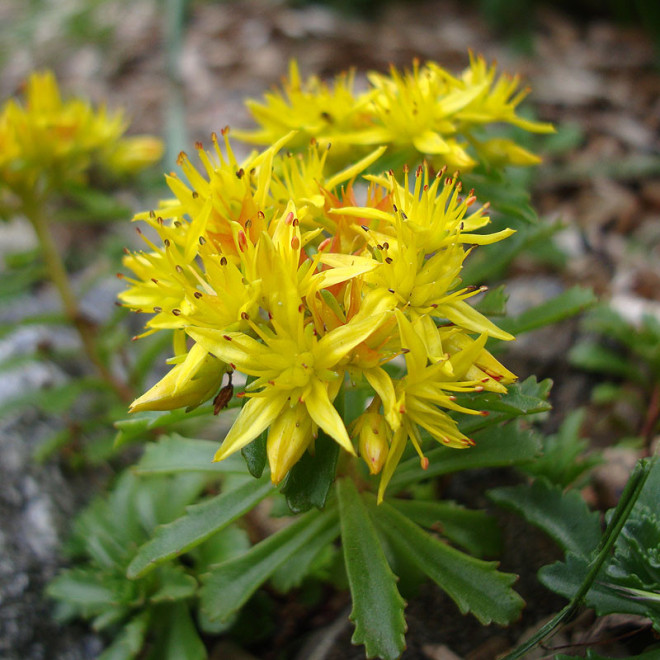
[0,70,163,197]
[237,54,554,173]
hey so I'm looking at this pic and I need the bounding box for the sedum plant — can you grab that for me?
[49,55,615,658]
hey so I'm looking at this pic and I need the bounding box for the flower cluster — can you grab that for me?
[0,71,163,202]
[121,121,517,499]
[236,53,553,173]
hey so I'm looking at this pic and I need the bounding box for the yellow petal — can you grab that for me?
[267,404,314,483]
[305,379,356,455]
[412,130,450,155]
[214,393,288,462]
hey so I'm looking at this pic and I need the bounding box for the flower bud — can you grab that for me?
[355,411,390,475]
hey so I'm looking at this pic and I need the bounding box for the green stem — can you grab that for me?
[501,458,655,660]
[23,194,133,402]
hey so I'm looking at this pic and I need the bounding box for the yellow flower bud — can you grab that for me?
[355,410,390,475]
[107,135,164,174]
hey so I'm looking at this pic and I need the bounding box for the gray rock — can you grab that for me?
[0,416,103,660]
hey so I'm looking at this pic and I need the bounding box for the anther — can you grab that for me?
[241,311,249,320]
[172,309,182,316]
[194,291,203,299]
[153,306,162,313]
[199,236,206,245]
[223,335,232,341]
[385,257,393,264]
[220,256,227,266]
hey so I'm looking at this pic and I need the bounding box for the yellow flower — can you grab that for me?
[123,135,519,492]
[0,70,162,196]
[236,60,372,159]
[187,291,389,483]
[236,55,554,173]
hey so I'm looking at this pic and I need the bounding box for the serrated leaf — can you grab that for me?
[390,423,541,492]
[127,475,274,579]
[389,499,501,558]
[522,409,602,487]
[241,430,267,478]
[336,478,406,660]
[271,516,341,592]
[369,497,524,625]
[98,612,149,660]
[539,553,653,620]
[498,286,597,336]
[489,479,601,557]
[200,507,338,623]
[455,376,552,435]
[135,434,245,475]
[281,429,339,513]
[149,566,198,603]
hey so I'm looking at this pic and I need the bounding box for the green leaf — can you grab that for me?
[147,603,206,660]
[462,171,537,225]
[521,409,602,487]
[200,507,338,623]
[58,182,131,223]
[556,650,660,660]
[569,341,642,382]
[192,525,251,575]
[114,405,215,448]
[281,429,340,513]
[369,497,524,625]
[127,475,274,579]
[135,434,246,474]
[473,285,508,317]
[389,499,501,558]
[46,568,124,612]
[336,478,406,660]
[539,552,653,620]
[149,566,198,603]
[98,612,149,660]
[489,479,602,557]
[390,423,541,492]
[455,376,552,435]
[498,286,597,336]
[270,516,341,592]
[241,430,267,478]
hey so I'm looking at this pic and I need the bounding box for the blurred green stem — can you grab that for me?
[23,192,133,402]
